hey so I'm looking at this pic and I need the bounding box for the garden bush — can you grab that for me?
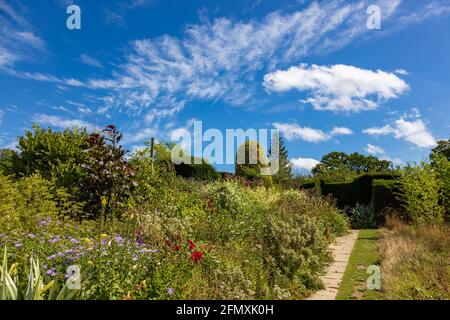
[174,157,220,181]
[396,162,446,225]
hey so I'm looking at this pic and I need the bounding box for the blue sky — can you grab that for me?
[0,0,449,173]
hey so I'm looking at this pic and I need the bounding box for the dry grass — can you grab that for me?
[379,216,450,300]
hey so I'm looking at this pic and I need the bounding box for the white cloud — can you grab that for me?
[291,157,320,172]
[264,64,409,112]
[79,54,102,68]
[394,68,410,75]
[274,122,330,143]
[33,114,93,130]
[330,127,353,136]
[365,143,385,155]
[363,113,437,148]
[84,0,411,120]
[0,110,4,125]
[0,2,46,68]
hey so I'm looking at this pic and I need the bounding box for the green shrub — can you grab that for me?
[174,157,220,181]
[0,173,82,231]
[11,124,89,193]
[235,141,272,186]
[396,162,445,225]
[264,201,328,295]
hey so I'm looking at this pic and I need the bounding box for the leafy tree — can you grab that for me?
[235,140,272,186]
[269,133,293,184]
[10,124,89,193]
[312,152,391,181]
[0,149,18,176]
[396,162,445,225]
[430,139,450,162]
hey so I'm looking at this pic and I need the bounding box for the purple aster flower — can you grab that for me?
[14,242,23,248]
[46,269,57,276]
[114,235,124,244]
[167,288,175,296]
[49,236,61,243]
[47,254,57,260]
[28,233,36,239]
[70,238,80,244]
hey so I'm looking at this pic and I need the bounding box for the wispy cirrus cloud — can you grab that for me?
[33,114,94,130]
[84,0,408,119]
[79,54,103,68]
[0,1,46,68]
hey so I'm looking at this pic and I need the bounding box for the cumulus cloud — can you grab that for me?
[291,157,320,172]
[330,127,353,136]
[274,122,353,142]
[363,112,437,148]
[273,122,330,143]
[263,64,409,112]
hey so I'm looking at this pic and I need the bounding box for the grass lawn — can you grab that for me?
[336,229,383,300]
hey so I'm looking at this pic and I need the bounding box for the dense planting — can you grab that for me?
[0,125,349,300]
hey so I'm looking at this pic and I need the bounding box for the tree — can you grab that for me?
[430,139,450,162]
[235,140,272,186]
[312,151,391,181]
[269,133,293,184]
[11,124,89,192]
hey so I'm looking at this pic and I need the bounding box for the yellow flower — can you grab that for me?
[101,197,108,207]
[83,238,93,245]
[100,233,108,239]
[87,260,94,267]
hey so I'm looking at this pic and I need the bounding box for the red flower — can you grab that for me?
[207,199,214,209]
[174,245,181,251]
[188,240,195,250]
[191,251,203,262]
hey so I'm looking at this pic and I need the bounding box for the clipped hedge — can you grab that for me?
[320,173,398,209]
[372,179,402,220]
[174,158,220,181]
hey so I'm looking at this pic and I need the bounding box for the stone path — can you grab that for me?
[306,230,359,300]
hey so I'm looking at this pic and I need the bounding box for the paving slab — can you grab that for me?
[306,230,359,300]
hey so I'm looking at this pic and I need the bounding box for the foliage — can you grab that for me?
[174,157,220,181]
[430,139,450,162]
[0,247,82,300]
[0,173,82,232]
[269,133,293,184]
[0,149,18,176]
[80,125,136,219]
[320,173,397,209]
[10,124,89,193]
[371,179,402,219]
[396,162,445,225]
[350,202,377,229]
[312,151,392,181]
[235,140,272,186]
